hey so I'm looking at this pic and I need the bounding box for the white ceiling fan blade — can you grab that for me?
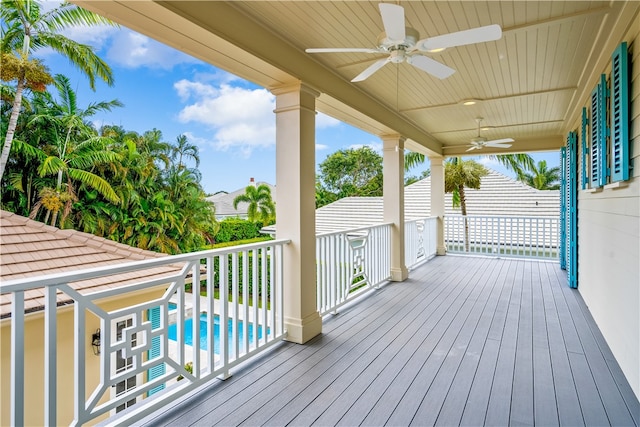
[485,143,513,148]
[379,3,406,43]
[417,24,502,51]
[486,138,514,145]
[407,55,455,79]
[466,145,481,152]
[351,57,390,82]
[306,47,381,54]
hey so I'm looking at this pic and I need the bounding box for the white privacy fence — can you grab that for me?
[316,223,392,316]
[1,239,289,426]
[444,215,559,259]
[405,217,438,269]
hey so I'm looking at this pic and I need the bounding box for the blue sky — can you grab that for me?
[36,3,560,194]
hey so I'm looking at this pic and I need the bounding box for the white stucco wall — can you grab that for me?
[577,21,640,399]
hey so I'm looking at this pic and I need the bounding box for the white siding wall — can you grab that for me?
[577,22,640,399]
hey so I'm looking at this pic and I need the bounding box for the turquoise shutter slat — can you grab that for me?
[581,108,589,190]
[560,147,567,270]
[147,306,165,396]
[611,42,630,182]
[568,131,578,289]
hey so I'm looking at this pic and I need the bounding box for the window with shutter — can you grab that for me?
[610,42,630,182]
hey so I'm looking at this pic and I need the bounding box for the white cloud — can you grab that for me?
[175,81,275,156]
[106,30,198,69]
[477,156,499,166]
[316,143,329,150]
[316,112,340,129]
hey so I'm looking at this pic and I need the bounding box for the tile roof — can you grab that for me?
[0,211,180,318]
[265,169,559,235]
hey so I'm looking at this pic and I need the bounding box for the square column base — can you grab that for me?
[437,247,447,256]
[284,312,323,344]
[390,267,409,282]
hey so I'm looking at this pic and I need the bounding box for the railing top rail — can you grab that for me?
[445,214,559,220]
[1,238,291,292]
[405,216,438,223]
[316,222,393,239]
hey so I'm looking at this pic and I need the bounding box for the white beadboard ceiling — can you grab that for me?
[74,1,639,157]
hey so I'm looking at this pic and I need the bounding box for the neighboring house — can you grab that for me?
[207,178,276,220]
[264,170,559,235]
[0,211,178,426]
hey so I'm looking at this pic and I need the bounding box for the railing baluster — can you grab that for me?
[44,286,57,426]
[11,291,25,426]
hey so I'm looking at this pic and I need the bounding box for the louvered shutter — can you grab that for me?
[147,306,165,396]
[568,131,578,288]
[590,74,609,187]
[610,42,630,182]
[560,147,567,270]
[581,108,589,190]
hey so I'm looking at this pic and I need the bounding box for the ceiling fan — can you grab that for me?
[466,117,514,151]
[305,3,502,82]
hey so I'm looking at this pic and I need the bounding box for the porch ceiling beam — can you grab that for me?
[441,136,564,157]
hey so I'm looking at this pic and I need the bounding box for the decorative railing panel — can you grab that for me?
[444,215,559,259]
[316,223,392,316]
[405,217,438,269]
[1,239,289,426]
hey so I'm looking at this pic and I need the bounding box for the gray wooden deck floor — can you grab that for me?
[142,255,639,426]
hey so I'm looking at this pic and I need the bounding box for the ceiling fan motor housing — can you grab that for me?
[377,27,419,51]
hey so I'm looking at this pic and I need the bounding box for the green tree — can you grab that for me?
[316,146,383,205]
[27,74,121,226]
[445,158,488,251]
[0,0,116,180]
[404,151,534,179]
[233,183,275,226]
[405,169,430,186]
[171,134,200,170]
[520,160,560,190]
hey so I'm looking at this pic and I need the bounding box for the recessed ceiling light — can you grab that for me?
[461,99,479,106]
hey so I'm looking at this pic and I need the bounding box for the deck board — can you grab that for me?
[141,255,639,427]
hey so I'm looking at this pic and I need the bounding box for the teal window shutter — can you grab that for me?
[610,42,630,182]
[589,75,609,187]
[560,147,567,270]
[147,306,165,396]
[581,107,589,189]
[568,131,578,288]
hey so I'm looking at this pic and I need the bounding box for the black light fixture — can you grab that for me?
[91,328,101,355]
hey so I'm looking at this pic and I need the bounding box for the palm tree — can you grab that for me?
[520,160,561,190]
[0,0,116,180]
[233,183,276,226]
[405,151,534,179]
[445,158,488,251]
[171,134,200,170]
[27,74,121,226]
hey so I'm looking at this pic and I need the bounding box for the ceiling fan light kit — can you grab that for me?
[305,3,503,82]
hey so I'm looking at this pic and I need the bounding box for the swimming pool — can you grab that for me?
[167,313,265,353]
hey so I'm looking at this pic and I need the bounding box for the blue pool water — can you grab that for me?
[167,313,265,353]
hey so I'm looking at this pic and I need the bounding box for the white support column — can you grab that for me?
[382,135,408,281]
[272,82,322,344]
[430,156,447,255]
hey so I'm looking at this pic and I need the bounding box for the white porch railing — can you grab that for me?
[1,239,289,426]
[405,217,438,269]
[444,215,559,259]
[316,223,392,316]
